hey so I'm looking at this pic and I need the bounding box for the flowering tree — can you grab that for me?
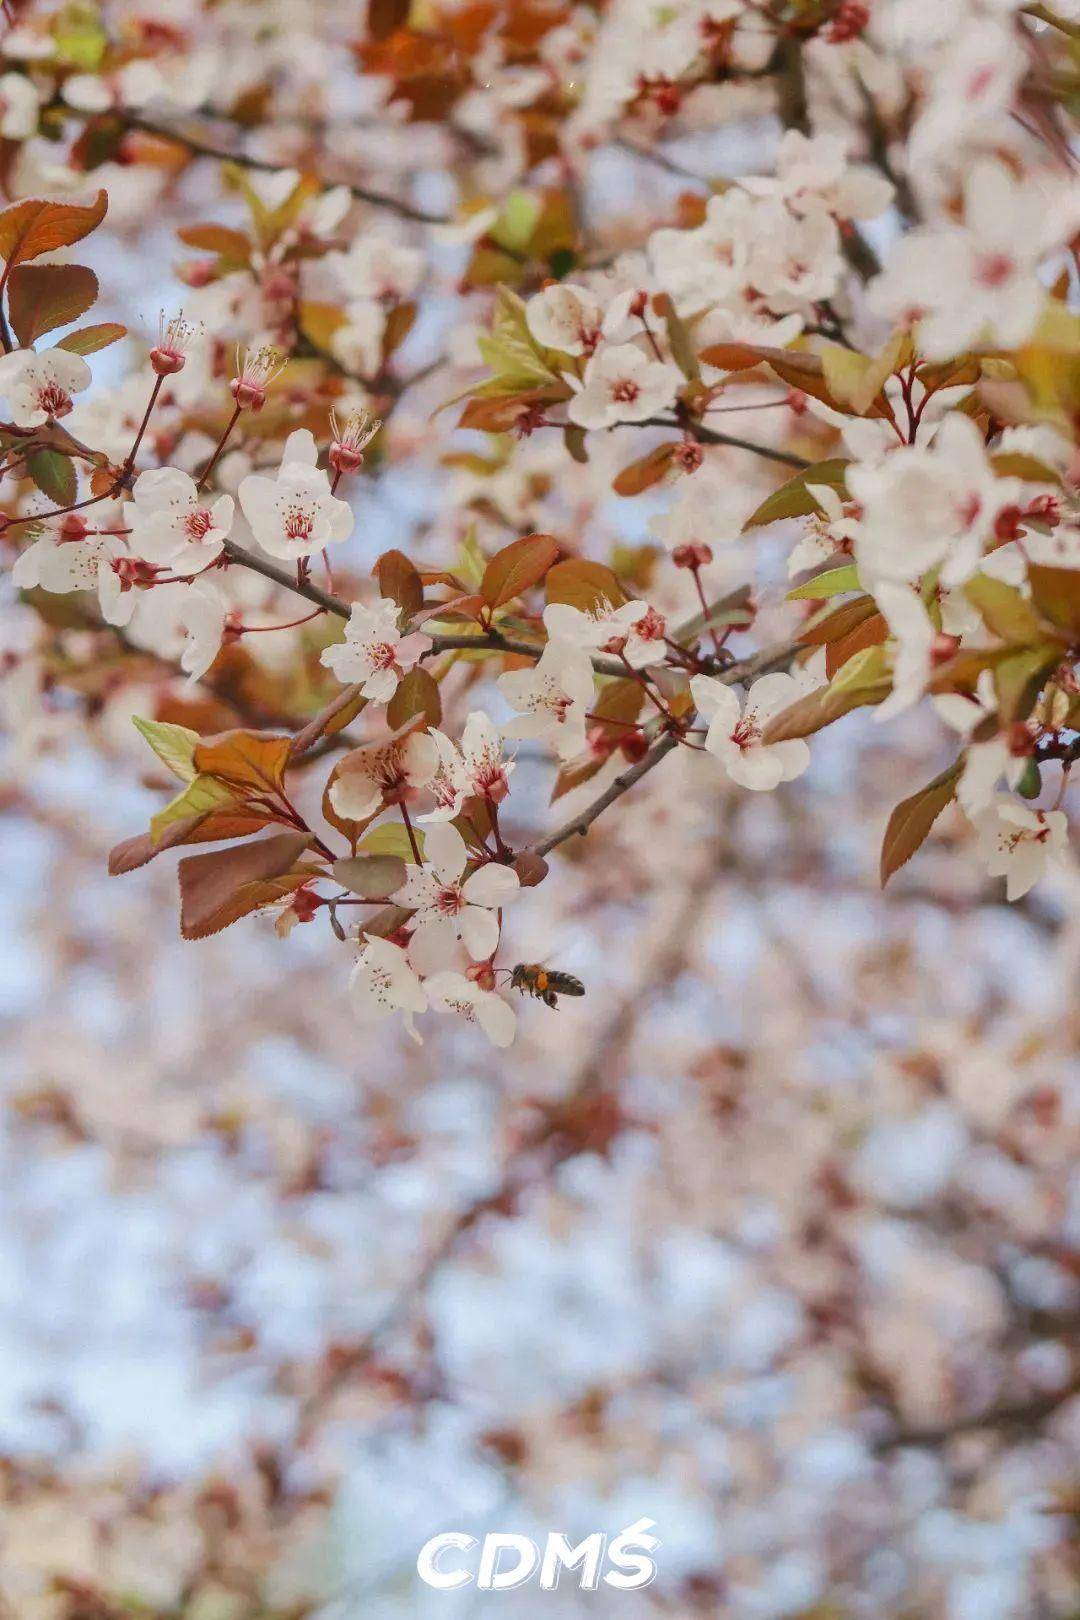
[2,0,1079,1051]
[4,2,1080,1612]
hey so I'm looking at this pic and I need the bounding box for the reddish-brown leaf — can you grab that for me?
[374,548,424,618]
[481,532,560,610]
[8,263,98,346]
[177,222,252,260]
[178,831,315,940]
[193,730,293,795]
[880,764,960,888]
[612,442,677,497]
[545,557,626,611]
[108,807,273,874]
[0,190,108,267]
[369,0,412,39]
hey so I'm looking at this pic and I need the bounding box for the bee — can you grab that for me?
[509,963,586,1009]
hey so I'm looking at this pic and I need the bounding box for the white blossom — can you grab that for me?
[238,429,353,560]
[542,597,666,670]
[0,347,91,428]
[525,283,603,356]
[691,671,811,791]
[498,640,594,759]
[328,732,439,824]
[975,797,1069,901]
[423,970,517,1047]
[848,414,1014,589]
[566,343,680,430]
[349,936,427,1041]
[392,821,520,964]
[321,597,432,703]
[128,467,233,574]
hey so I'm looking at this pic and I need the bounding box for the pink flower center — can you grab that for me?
[37,383,72,419]
[184,508,214,540]
[974,252,1014,289]
[731,717,761,750]
[434,884,465,917]
[283,505,314,542]
[369,640,397,670]
[611,378,641,405]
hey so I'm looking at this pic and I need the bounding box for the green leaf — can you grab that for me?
[993,644,1063,723]
[762,646,890,743]
[745,459,849,530]
[387,667,441,730]
[132,716,200,783]
[55,322,126,355]
[53,1,108,68]
[151,775,238,845]
[27,449,76,505]
[8,263,98,346]
[494,189,542,253]
[880,762,961,887]
[787,563,861,601]
[964,574,1053,646]
[477,285,559,388]
[359,822,425,861]
[332,853,407,898]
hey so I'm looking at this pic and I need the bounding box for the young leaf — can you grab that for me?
[0,190,108,267]
[613,442,677,496]
[1027,565,1080,639]
[27,449,76,506]
[8,263,98,346]
[787,563,861,601]
[481,532,560,610]
[387,667,441,730]
[177,222,252,262]
[745,460,849,530]
[546,557,626,611]
[374,548,424,618]
[151,775,239,845]
[178,831,315,940]
[360,822,426,861]
[109,807,273,874]
[298,300,346,353]
[55,323,126,355]
[880,763,961,887]
[192,730,293,796]
[332,853,407,898]
[964,574,1056,647]
[132,716,200,783]
[762,646,890,743]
